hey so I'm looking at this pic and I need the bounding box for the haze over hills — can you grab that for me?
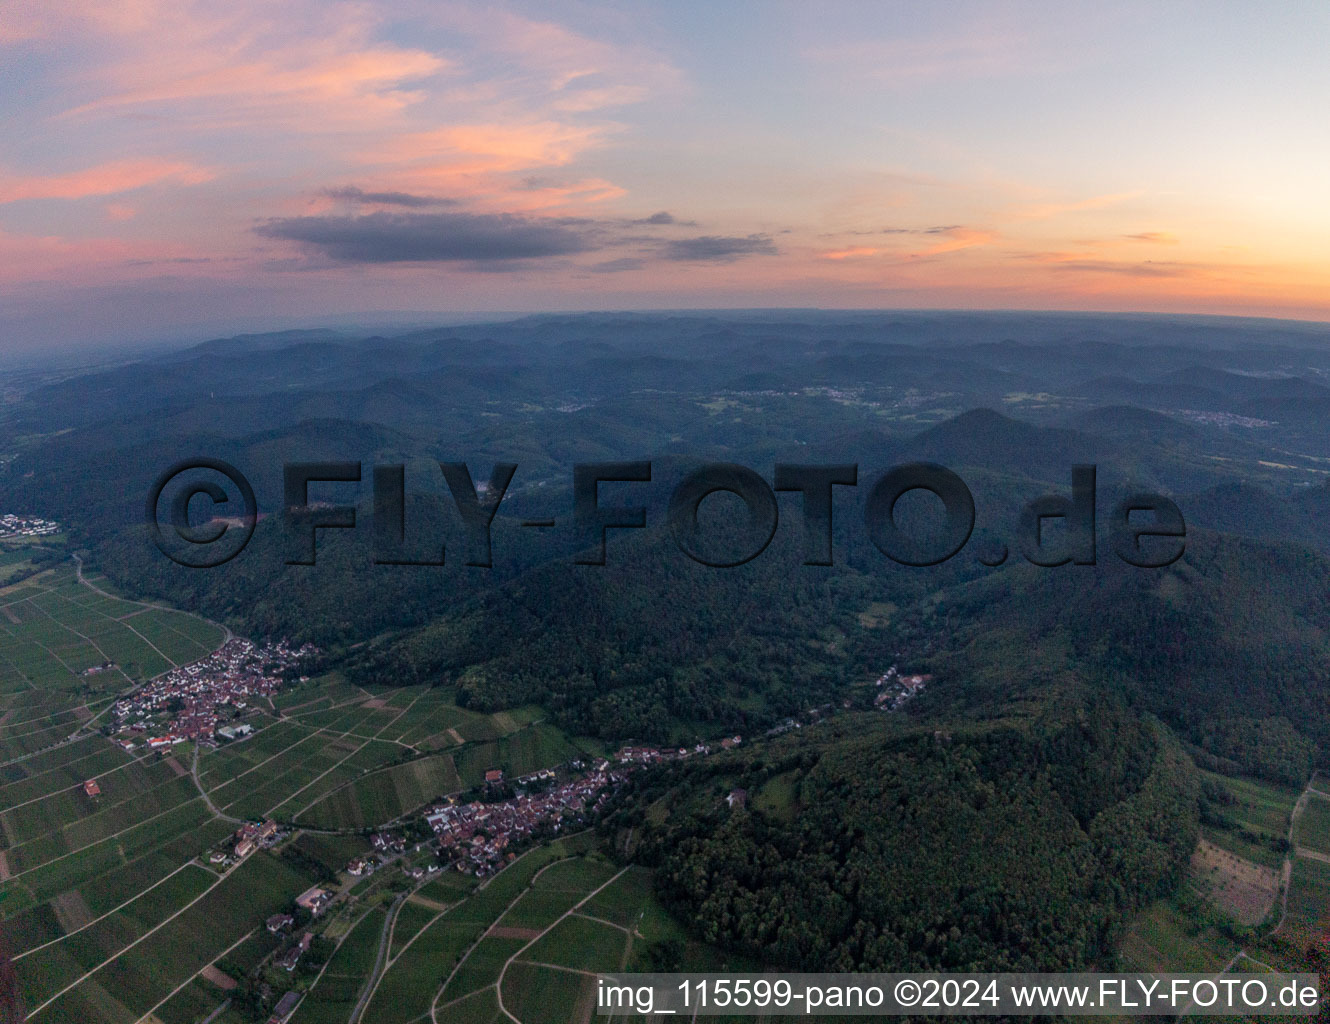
[3,310,1330,1015]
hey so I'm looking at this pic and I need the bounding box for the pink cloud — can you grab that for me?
[51,1,445,131]
[425,6,681,110]
[0,159,214,203]
[371,122,610,173]
[820,246,879,260]
[918,227,998,255]
[1124,231,1180,244]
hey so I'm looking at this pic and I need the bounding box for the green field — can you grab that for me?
[289,907,385,1024]
[581,866,654,929]
[1199,771,1299,868]
[1118,898,1240,973]
[389,899,438,957]
[1282,855,1330,933]
[0,567,224,700]
[521,913,627,972]
[499,960,594,1024]
[13,862,217,1009]
[294,753,462,830]
[339,833,716,1024]
[27,851,318,1024]
[151,974,232,1024]
[1293,793,1330,857]
[453,723,586,788]
[294,715,587,830]
[0,558,702,1024]
[361,835,595,1024]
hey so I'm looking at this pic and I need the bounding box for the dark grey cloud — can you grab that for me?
[841,225,965,237]
[636,211,675,224]
[256,212,593,263]
[322,186,458,209]
[662,234,777,262]
[588,257,647,273]
[1050,260,1186,278]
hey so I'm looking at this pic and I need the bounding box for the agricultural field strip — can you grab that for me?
[72,555,233,646]
[0,577,56,607]
[1,755,198,861]
[1179,774,1322,1011]
[427,850,623,1020]
[20,595,139,687]
[0,748,153,815]
[208,707,412,815]
[0,732,102,772]
[294,906,379,1020]
[188,743,244,825]
[349,848,464,1015]
[42,583,185,671]
[0,712,101,744]
[518,960,596,978]
[0,717,88,761]
[12,858,204,960]
[0,702,112,742]
[205,724,327,800]
[0,650,36,690]
[350,894,406,1024]
[24,851,248,1016]
[129,926,254,1024]
[384,892,447,973]
[569,911,632,935]
[0,612,83,679]
[268,694,423,818]
[493,866,630,1021]
[282,691,400,721]
[118,605,216,653]
[2,795,211,882]
[363,840,569,1019]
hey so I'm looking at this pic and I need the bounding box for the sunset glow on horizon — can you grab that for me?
[4,0,1330,351]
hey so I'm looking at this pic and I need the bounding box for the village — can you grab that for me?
[420,762,628,877]
[350,735,745,880]
[873,664,930,711]
[107,637,318,749]
[0,513,59,539]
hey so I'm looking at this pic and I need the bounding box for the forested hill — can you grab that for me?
[610,702,1199,972]
[900,529,1330,782]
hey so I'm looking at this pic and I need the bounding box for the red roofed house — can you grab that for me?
[83,779,101,798]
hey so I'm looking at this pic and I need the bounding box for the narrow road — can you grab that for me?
[494,866,629,1024]
[349,891,407,1024]
[130,928,253,1024]
[72,552,234,643]
[192,742,243,824]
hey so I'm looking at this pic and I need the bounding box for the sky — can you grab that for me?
[3,0,1330,352]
